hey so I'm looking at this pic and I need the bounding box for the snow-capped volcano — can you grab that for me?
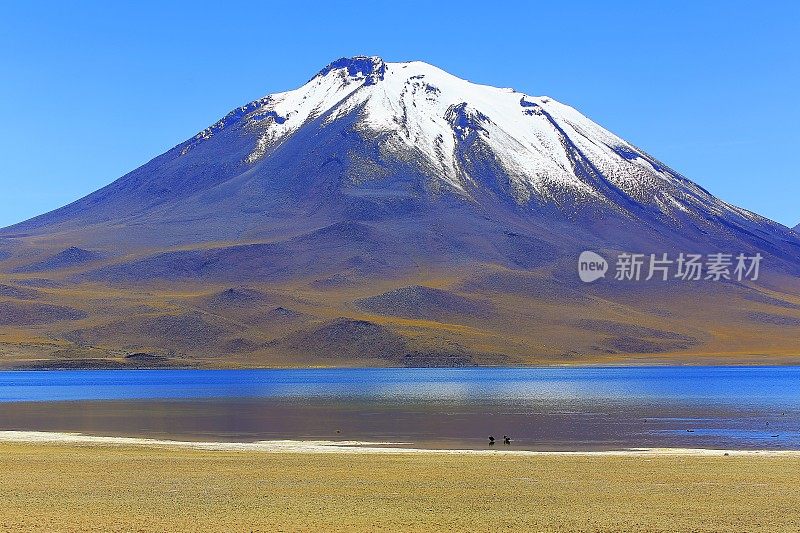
[2,57,797,270]
[2,57,800,369]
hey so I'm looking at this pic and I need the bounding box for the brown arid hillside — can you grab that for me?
[1,248,800,368]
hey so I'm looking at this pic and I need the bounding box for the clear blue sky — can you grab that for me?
[1,1,798,227]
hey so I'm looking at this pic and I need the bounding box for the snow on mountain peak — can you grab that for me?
[183,57,764,226]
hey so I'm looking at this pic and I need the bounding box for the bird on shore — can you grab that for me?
[488,436,495,445]
[503,435,511,445]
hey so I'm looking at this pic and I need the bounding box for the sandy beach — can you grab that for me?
[2,432,800,531]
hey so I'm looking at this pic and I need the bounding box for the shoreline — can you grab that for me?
[5,361,800,371]
[2,430,799,457]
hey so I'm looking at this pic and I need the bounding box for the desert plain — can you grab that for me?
[1,438,799,532]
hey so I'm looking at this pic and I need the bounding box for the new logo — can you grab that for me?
[578,251,608,283]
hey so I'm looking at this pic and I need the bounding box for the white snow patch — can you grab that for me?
[187,57,754,221]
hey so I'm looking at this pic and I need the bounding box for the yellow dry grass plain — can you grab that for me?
[1,442,800,532]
